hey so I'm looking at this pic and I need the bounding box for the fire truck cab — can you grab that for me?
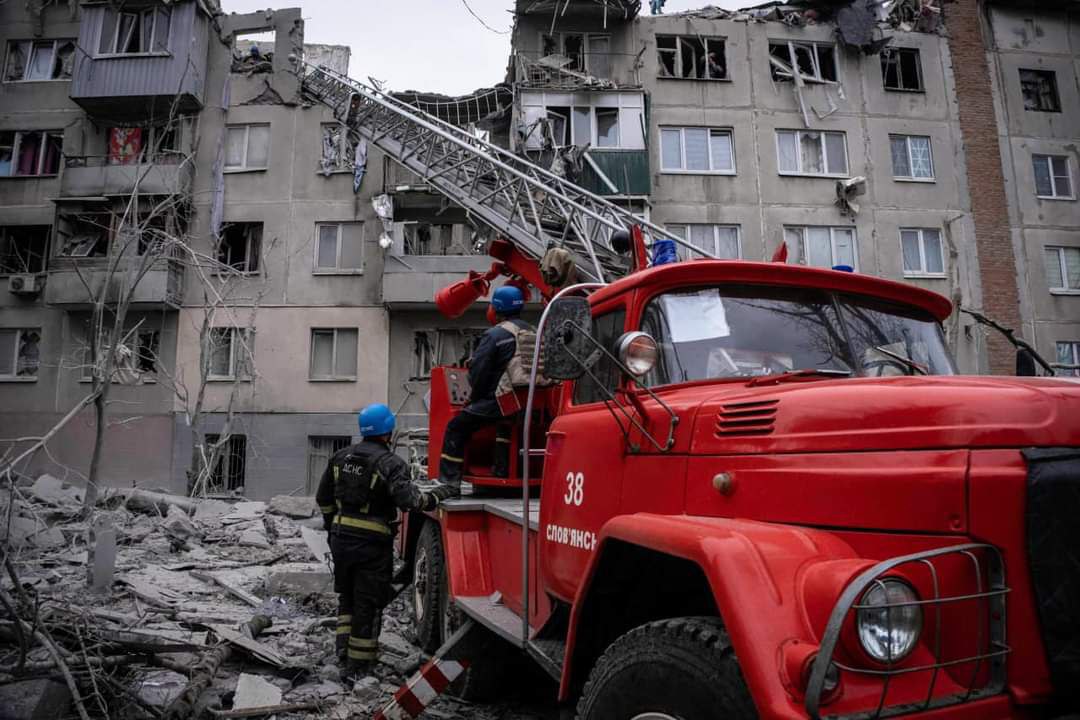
[401,258,1080,720]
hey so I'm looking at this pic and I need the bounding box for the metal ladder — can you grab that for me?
[300,62,708,283]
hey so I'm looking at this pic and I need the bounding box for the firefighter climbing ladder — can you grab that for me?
[299,61,712,282]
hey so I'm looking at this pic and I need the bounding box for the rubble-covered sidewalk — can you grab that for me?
[0,476,552,719]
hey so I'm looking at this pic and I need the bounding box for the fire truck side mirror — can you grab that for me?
[541,297,594,380]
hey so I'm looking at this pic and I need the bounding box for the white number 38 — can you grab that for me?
[564,472,584,506]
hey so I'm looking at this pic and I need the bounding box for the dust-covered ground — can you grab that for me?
[0,475,561,718]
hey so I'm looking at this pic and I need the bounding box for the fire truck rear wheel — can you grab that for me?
[576,616,757,720]
[412,520,444,654]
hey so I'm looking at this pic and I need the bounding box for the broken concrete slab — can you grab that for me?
[268,494,315,519]
[0,678,72,720]
[207,624,289,668]
[131,669,188,707]
[3,514,65,549]
[266,563,333,596]
[233,673,283,709]
[238,528,271,549]
[163,504,201,540]
[193,498,233,521]
[222,501,267,523]
[27,474,83,507]
[300,526,330,564]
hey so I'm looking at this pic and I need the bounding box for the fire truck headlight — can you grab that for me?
[856,579,922,663]
[617,331,658,377]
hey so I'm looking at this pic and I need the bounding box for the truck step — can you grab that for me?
[455,594,525,645]
[526,638,566,681]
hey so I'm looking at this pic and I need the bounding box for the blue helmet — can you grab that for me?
[358,403,395,438]
[491,285,525,315]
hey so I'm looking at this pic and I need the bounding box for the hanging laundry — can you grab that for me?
[352,139,368,193]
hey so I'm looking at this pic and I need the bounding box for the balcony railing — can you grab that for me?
[45,251,185,309]
[514,51,641,89]
[60,153,194,198]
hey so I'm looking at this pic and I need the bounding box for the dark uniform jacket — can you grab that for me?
[316,439,425,538]
[466,317,531,417]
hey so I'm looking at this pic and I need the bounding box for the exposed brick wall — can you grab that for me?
[945,0,1023,375]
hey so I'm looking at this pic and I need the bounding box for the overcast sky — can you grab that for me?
[223,0,744,94]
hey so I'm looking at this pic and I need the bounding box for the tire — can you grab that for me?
[412,520,444,654]
[576,616,757,720]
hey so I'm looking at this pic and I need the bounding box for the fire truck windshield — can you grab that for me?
[639,284,955,386]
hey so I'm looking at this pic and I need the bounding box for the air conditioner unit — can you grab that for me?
[8,274,42,295]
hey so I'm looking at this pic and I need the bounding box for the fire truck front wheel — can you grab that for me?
[576,616,757,720]
[412,520,444,654]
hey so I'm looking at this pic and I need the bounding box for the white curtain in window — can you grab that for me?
[317,225,338,268]
[901,230,921,272]
[573,107,591,146]
[246,126,270,168]
[890,137,911,177]
[1066,247,1080,288]
[710,131,733,171]
[26,42,53,80]
[806,228,832,267]
[833,229,855,267]
[778,131,798,173]
[311,331,334,377]
[1044,248,1064,288]
[716,227,739,258]
[909,137,932,178]
[684,128,709,171]
[334,329,358,377]
[801,132,824,174]
[825,132,847,174]
[923,230,943,274]
[660,129,682,170]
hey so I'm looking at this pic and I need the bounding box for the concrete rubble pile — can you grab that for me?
[0,474,526,719]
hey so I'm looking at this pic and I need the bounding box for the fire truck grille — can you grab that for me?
[714,399,778,436]
[1022,447,1080,698]
[807,543,1010,720]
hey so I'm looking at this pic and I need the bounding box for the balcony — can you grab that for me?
[382,255,493,308]
[514,51,641,89]
[69,1,207,121]
[579,149,650,196]
[45,255,184,309]
[60,154,194,199]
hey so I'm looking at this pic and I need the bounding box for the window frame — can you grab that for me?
[216,222,262,274]
[659,126,736,175]
[769,40,838,84]
[306,435,352,492]
[98,7,171,57]
[539,31,610,75]
[1033,154,1074,200]
[319,123,355,175]
[1019,68,1061,113]
[0,130,63,178]
[890,134,935,182]
[3,39,76,82]
[775,129,848,178]
[665,223,741,260]
[656,34,728,81]
[0,225,50,275]
[1056,341,1080,378]
[309,327,358,381]
[223,124,270,172]
[1044,246,1080,294]
[313,222,364,274]
[0,328,41,381]
[786,225,859,270]
[203,433,247,492]
[880,47,923,92]
[206,327,253,381]
[899,228,946,278]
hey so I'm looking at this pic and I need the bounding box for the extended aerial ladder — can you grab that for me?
[298,62,714,285]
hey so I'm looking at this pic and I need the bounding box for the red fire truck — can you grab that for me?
[296,62,1080,720]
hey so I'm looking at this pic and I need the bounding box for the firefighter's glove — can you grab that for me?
[420,492,439,512]
[322,515,334,533]
[430,483,461,502]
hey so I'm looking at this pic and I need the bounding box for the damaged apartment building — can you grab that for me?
[2,0,1078,498]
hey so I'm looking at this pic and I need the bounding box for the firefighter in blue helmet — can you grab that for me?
[316,403,440,678]
[436,285,537,498]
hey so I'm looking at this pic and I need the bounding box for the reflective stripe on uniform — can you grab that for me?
[333,515,392,535]
[336,625,352,635]
[320,504,336,514]
[440,453,463,463]
[348,637,378,649]
[494,437,511,443]
[348,647,378,660]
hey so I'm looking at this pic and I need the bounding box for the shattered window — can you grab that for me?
[596,108,620,148]
[1043,246,1080,291]
[0,130,62,176]
[4,39,75,81]
[224,124,270,170]
[314,222,364,270]
[786,226,857,269]
[58,213,110,257]
[99,8,170,54]
[136,330,159,375]
[204,434,247,491]
[320,124,356,174]
[108,122,183,165]
[1020,69,1060,113]
[413,328,486,377]
[402,223,472,256]
[881,48,922,91]
[656,35,726,80]
[207,327,253,380]
[1056,342,1080,377]
[776,130,847,176]
[666,224,740,260]
[232,30,276,73]
[310,328,358,380]
[0,226,49,274]
[218,223,262,273]
[769,41,836,83]
[889,135,934,181]
[0,328,40,379]
[660,127,734,173]
[900,228,945,276]
[1033,155,1072,199]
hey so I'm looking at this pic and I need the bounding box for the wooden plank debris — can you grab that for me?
[190,571,264,608]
